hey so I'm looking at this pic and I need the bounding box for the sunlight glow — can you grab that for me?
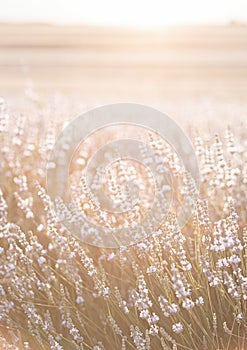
[0,0,247,27]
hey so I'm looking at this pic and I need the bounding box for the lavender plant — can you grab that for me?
[0,97,246,350]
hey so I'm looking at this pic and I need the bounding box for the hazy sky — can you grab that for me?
[1,0,247,27]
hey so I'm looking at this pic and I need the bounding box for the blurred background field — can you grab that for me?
[0,23,247,128]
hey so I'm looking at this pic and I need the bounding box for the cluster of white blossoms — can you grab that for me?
[0,98,247,349]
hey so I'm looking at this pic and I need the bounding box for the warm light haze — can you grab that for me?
[0,0,247,27]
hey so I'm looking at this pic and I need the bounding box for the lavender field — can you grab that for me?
[0,23,247,350]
